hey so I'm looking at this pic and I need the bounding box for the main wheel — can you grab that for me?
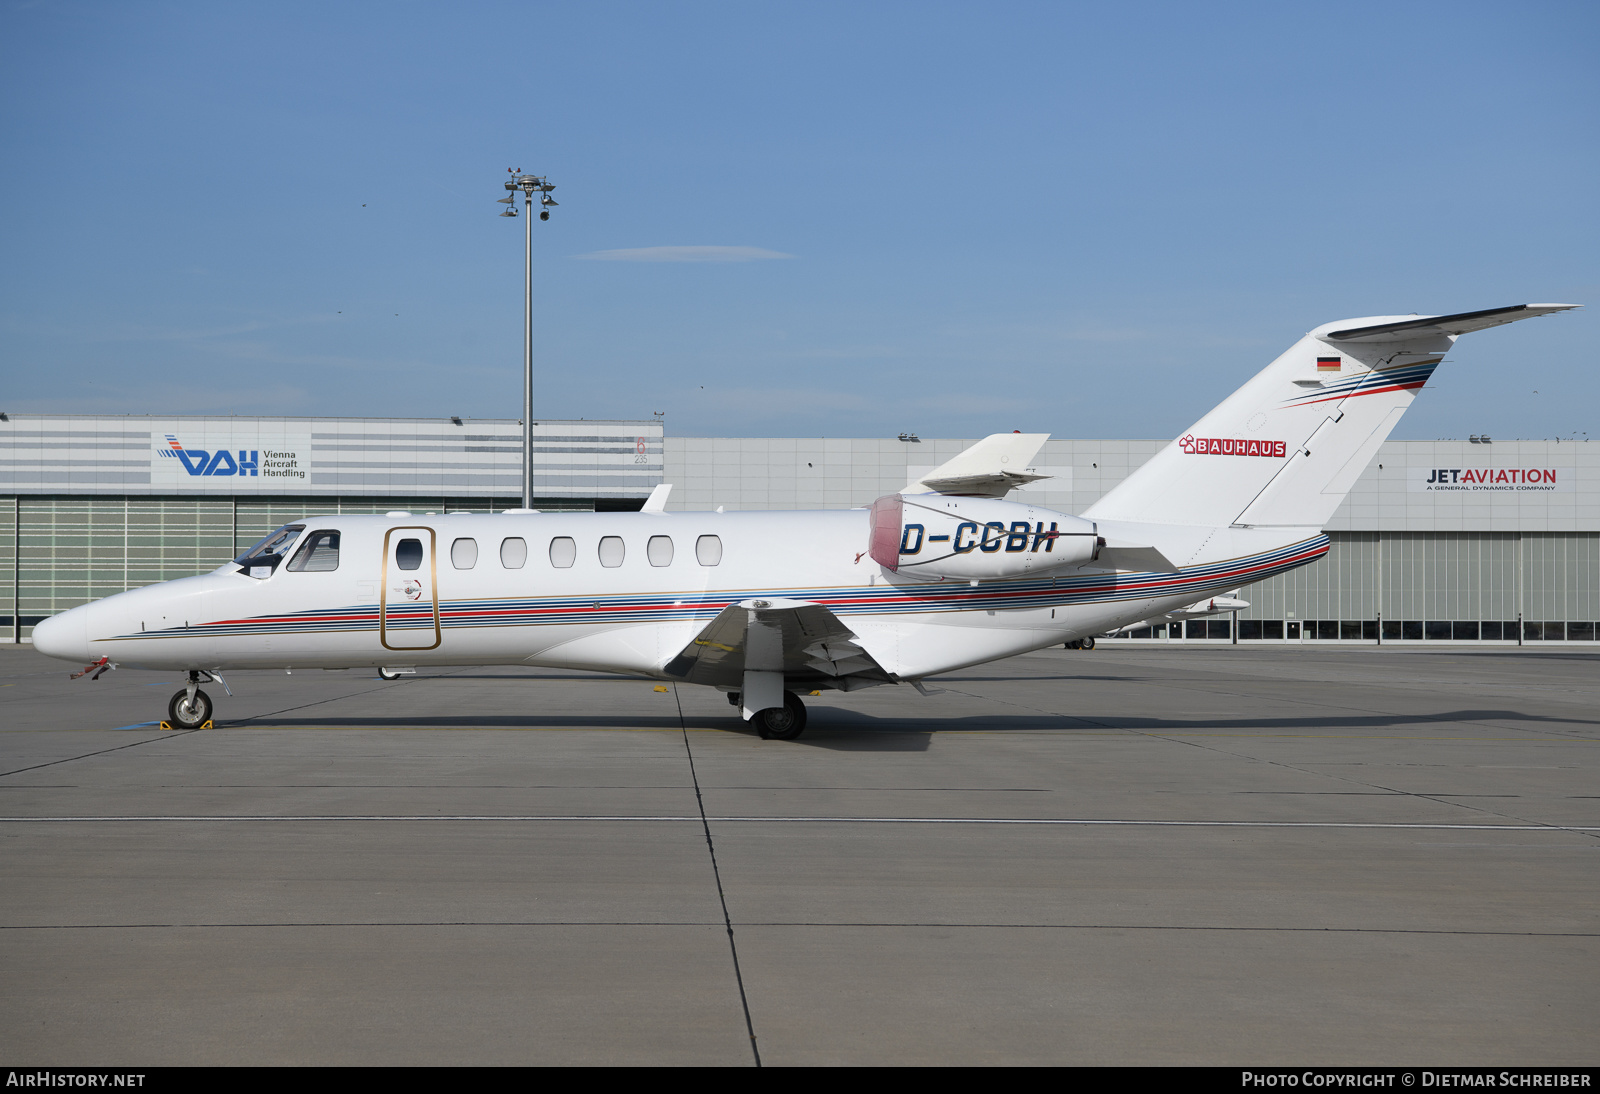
[1082,636,1096,650]
[753,692,808,741]
[167,688,213,729]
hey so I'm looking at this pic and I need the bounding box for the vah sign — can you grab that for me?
[150,431,312,489]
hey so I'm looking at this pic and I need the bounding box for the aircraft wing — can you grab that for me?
[662,598,896,692]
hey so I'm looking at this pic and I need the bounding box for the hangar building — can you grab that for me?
[2,414,1595,644]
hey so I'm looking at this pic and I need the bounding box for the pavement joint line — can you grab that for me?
[216,665,484,729]
[970,674,1600,834]
[925,681,1600,838]
[3,815,1596,831]
[0,729,201,779]
[929,685,1598,743]
[2,921,1596,937]
[673,681,761,1069]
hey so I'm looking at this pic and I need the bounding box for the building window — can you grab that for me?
[500,537,527,569]
[647,535,674,567]
[450,538,477,569]
[599,536,625,568]
[696,535,722,567]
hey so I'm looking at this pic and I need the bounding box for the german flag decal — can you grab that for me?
[1317,356,1341,372]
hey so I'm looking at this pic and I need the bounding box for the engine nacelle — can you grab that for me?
[867,494,1100,581]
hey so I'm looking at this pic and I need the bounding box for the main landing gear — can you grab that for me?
[1065,636,1096,651]
[166,670,214,730]
[728,689,809,741]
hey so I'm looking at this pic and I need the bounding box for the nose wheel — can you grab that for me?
[167,687,213,729]
[751,691,808,741]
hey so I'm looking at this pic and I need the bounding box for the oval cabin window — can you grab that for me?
[598,536,625,568]
[451,538,477,569]
[695,534,722,567]
[548,537,576,568]
[647,535,673,567]
[500,537,527,569]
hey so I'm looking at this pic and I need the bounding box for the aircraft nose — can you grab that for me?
[31,604,91,663]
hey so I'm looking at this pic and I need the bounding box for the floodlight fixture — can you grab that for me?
[495,168,559,508]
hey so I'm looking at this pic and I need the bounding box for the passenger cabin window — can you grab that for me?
[451,537,478,569]
[696,535,722,567]
[500,537,527,569]
[235,523,304,579]
[598,536,625,568]
[395,538,424,571]
[647,535,673,567]
[287,531,340,572]
[549,537,576,568]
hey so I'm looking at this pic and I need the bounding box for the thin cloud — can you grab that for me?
[574,246,794,263]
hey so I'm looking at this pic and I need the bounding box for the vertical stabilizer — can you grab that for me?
[1085,304,1577,529]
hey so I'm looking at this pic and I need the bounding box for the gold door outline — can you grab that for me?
[380,526,441,651]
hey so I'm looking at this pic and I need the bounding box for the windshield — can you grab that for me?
[234,524,305,566]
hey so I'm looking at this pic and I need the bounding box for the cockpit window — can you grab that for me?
[287,530,340,572]
[234,523,304,578]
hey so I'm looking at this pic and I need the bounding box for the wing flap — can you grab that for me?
[662,598,896,690]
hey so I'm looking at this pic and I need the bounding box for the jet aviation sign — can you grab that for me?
[1411,467,1572,493]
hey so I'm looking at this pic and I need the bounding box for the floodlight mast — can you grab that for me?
[499,169,558,509]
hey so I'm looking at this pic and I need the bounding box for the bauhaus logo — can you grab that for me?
[158,435,259,476]
[1179,434,1287,458]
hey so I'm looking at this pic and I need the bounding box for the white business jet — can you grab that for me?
[33,304,1577,739]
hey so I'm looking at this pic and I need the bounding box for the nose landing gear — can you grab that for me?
[164,671,216,730]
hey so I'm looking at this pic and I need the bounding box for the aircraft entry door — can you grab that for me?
[380,527,441,651]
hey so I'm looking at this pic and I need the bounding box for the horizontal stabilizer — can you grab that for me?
[905,432,1051,497]
[1327,304,1578,342]
[1110,591,1250,634]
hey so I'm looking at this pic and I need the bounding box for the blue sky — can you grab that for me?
[2,1,1595,440]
